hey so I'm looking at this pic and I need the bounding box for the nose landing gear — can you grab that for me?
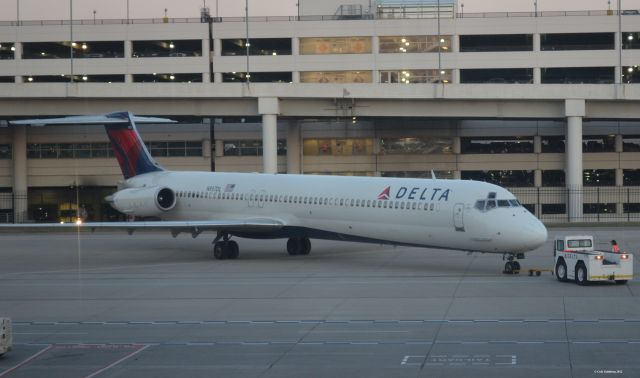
[503,252,524,274]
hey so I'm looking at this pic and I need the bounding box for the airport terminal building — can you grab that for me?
[1,0,640,223]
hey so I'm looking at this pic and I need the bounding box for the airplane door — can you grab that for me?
[453,203,465,232]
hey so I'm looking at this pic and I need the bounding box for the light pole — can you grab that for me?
[126,0,130,23]
[93,10,96,23]
[460,2,464,18]
[534,1,538,17]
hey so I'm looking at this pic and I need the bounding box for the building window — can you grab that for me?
[133,73,202,83]
[542,67,615,84]
[299,37,372,55]
[223,140,286,156]
[379,35,452,53]
[541,33,614,51]
[462,170,534,187]
[0,144,11,159]
[22,41,124,59]
[222,72,292,83]
[583,135,616,152]
[147,141,203,157]
[24,75,125,83]
[623,32,640,49]
[583,169,616,186]
[583,203,616,214]
[542,170,565,187]
[624,169,640,186]
[300,71,372,83]
[623,66,640,83]
[0,76,13,83]
[461,137,534,154]
[541,136,565,153]
[379,137,453,154]
[624,203,640,213]
[132,40,202,58]
[221,38,291,56]
[381,171,454,179]
[460,68,533,84]
[0,42,15,60]
[623,135,640,151]
[459,34,533,52]
[380,69,452,84]
[303,139,373,156]
[542,204,566,215]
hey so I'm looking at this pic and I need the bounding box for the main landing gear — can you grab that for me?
[212,233,313,260]
[502,252,525,274]
[212,232,239,260]
[287,237,311,256]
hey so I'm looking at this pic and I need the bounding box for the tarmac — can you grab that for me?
[0,228,638,377]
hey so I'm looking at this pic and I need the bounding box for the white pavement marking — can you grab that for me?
[0,344,53,377]
[84,344,151,378]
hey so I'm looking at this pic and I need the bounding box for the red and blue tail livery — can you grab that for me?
[104,112,163,179]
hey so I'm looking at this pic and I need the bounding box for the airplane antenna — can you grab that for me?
[431,170,437,179]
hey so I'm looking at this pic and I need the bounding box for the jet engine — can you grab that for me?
[109,187,176,217]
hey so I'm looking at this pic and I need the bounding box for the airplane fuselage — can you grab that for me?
[117,171,548,254]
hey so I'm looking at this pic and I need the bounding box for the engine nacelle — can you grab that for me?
[110,187,176,217]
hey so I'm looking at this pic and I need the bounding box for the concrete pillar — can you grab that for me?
[453,171,461,180]
[534,169,542,187]
[12,125,27,223]
[214,72,222,83]
[292,71,300,83]
[533,33,540,52]
[258,97,280,174]
[202,72,211,83]
[215,139,224,158]
[453,69,461,84]
[213,39,222,57]
[14,42,22,83]
[372,36,379,55]
[452,35,460,53]
[286,121,301,174]
[533,68,541,84]
[615,134,623,152]
[202,139,211,159]
[453,136,461,180]
[615,32,622,84]
[533,135,542,154]
[565,99,585,222]
[125,74,133,83]
[292,37,300,56]
[125,40,132,58]
[616,168,624,215]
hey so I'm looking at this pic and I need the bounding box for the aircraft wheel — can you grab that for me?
[300,237,311,255]
[555,259,568,282]
[213,242,226,260]
[228,241,239,260]
[504,261,514,275]
[575,263,588,286]
[287,238,300,256]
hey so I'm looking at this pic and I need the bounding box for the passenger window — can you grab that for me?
[400,202,405,210]
[395,202,399,209]
[356,199,360,207]
[314,198,318,205]
[383,201,388,209]
[339,199,344,206]
[350,199,354,207]
[430,203,435,211]
[412,202,417,210]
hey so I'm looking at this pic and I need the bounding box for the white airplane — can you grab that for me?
[8,112,547,273]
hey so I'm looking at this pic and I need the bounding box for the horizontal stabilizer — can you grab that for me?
[10,113,175,126]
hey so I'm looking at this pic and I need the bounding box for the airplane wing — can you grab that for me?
[0,219,284,237]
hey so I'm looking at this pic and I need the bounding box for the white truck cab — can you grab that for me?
[554,235,633,285]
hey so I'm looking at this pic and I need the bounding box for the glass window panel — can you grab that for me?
[379,35,452,53]
[541,136,565,153]
[300,71,372,83]
[461,137,534,154]
[299,37,372,55]
[380,137,453,154]
[380,69,452,84]
[583,169,616,186]
[461,170,534,187]
[583,135,616,152]
[623,135,640,151]
[541,170,565,187]
[0,144,11,159]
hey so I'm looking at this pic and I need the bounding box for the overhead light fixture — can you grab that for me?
[27,77,33,82]
[81,43,87,50]
[169,75,175,80]
[440,70,446,75]
[40,52,45,56]
[82,75,88,81]
[405,42,410,46]
[11,46,15,51]
[629,67,634,72]
[169,42,175,49]
[71,42,77,47]
[440,38,445,43]
[272,52,277,55]
[629,35,634,41]
[401,38,406,43]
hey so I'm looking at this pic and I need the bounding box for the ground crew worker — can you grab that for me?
[611,240,620,253]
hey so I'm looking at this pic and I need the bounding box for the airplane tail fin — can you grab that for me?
[104,112,164,179]
[10,111,175,179]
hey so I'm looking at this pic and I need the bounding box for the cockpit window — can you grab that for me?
[488,192,497,199]
[508,199,521,207]
[475,200,485,210]
[497,200,510,207]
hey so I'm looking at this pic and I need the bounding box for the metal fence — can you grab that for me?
[510,187,640,223]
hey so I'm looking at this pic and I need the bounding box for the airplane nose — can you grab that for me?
[523,218,548,250]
